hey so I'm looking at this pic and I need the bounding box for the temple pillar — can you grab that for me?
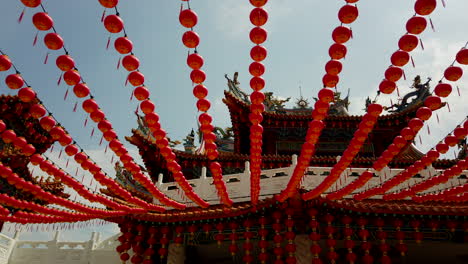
[295,234,313,264]
[166,243,186,264]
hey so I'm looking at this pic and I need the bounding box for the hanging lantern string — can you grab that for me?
[356,116,468,200]
[436,40,468,83]
[20,2,177,209]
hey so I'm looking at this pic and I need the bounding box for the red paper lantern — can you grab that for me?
[398,34,419,52]
[445,135,458,147]
[73,83,90,98]
[436,142,449,154]
[401,127,415,140]
[384,66,403,82]
[456,49,468,65]
[104,130,117,141]
[40,116,56,131]
[182,31,200,48]
[424,95,442,110]
[30,104,46,119]
[114,37,133,54]
[409,118,424,132]
[1,130,16,143]
[416,106,432,120]
[367,103,383,116]
[190,69,206,84]
[250,27,267,44]
[119,55,139,72]
[65,145,78,156]
[103,15,124,33]
[133,86,149,101]
[332,26,351,44]
[406,16,427,35]
[59,134,72,146]
[82,99,98,113]
[90,110,105,122]
[414,0,437,16]
[250,8,268,26]
[99,0,118,8]
[444,66,463,82]
[338,5,359,24]
[21,0,41,7]
[145,112,159,126]
[63,70,81,86]
[13,136,27,148]
[325,60,342,76]
[196,99,211,112]
[0,55,12,71]
[187,53,204,70]
[329,43,347,60]
[391,50,410,66]
[49,126,65,140]
[44,33,64,50]
[322,74,339,88]
[5,74,24,89]
[128,71,145,86]
[140,100,155,114]
[318,88,334,103]
[250,45,267,62]
[179,9,198,28]
[250,76,265,90]
[18,87,36,102]
[249,62,265,77]
[56,55,75,71]
[32,12,53,31]
[454,127,468,139]
[434,83,452,97]
[379,79,396,94]
[22,144,36,156]
[193,85,208,99]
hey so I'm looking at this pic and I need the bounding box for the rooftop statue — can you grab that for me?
[214,127,234,140]
[386,75,431,113]
[264,92,291,111]
[225,72,249,102]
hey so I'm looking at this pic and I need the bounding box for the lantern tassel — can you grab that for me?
[104,145,108,154]
[18,8,25,23]
[411,56,415,68]
[84,117,88,127]
[125,77,128,86]
[99,135,103,146]
[33,32,38,46]
[430,18,435,32]
[436,113,440,123]
[419,135,422,145]
[427,125,430,135]
[73,102,78,112]
[44,52,49,64]
[111,155,114,163]
[442,0,446,8]
[396,86,400,97]
[420,38,424,50]
[403,69,407,80]
[447,102,451,112]
[66,159,69,168]
[106,36,111,50]
[117,57,121,69]
[101,9,106,22]
[75,167,79,176]
[57,73,63,86]
[63,88,69,101]
[130,90,134,101]
[90,128,95,138]
[457,86,461,96]
[58,149,62,159]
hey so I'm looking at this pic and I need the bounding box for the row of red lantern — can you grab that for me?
[414,182,468,202]
[378,0,437,95]
[247,0,269,205]
[354,62,467,201]
[326,171,374,200]
[0,192,97,221]
[382,126,468,200]
[0,162,126,217]
[1,17,161,211]
[179,3,231,206]
[277,1,360,202]
[0,117,139,212]
[22,0,176,210]
[303,104,382,200]
[97,1,207,208]
[2,54,163,212]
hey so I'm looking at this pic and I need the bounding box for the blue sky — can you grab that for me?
[1,0,468,241]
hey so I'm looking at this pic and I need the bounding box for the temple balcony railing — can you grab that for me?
[153,155,468,208]
[0,233,15,264]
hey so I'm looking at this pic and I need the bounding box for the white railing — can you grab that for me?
[0,234,15,264]
[154,155,467,207]
[7,231,120,264]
